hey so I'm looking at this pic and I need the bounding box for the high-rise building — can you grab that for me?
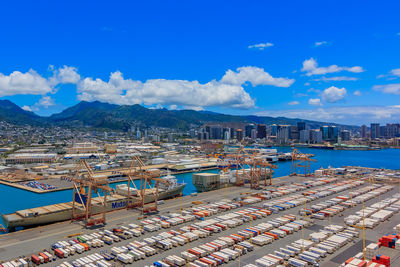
[320,125,338,141]
[256,124,267,139]
[299,129,310,143]
[386,124,400,138]
[370,123,380,139]
[251,129,257,140]
[290,126,299,140]
[329,126,338,141]
[340,130,350,141]
[210,125,222,139]
[311,130,323,143]
[230,128,235,139]
[297,122,306,132]
[222,128,230,140]
[236,129,243,141]
[361,125,367,138]
[271,124,278,136]
[277,125,290,144]
[321,126,329,140]
[245,124,255,138]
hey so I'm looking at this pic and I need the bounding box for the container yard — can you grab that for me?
[1,166,400,267]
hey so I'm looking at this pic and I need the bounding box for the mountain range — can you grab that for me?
[0,99,358,131]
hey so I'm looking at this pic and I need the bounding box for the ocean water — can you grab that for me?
[1,148,399,230]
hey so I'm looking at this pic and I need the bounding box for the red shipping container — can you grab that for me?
[38,252,49,263]
[31,254,41,265]
[54,248,64,258]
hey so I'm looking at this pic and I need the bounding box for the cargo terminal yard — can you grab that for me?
[2,168,400,267]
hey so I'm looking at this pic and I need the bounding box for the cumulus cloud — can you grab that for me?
[312,76,359,82]
[77,66,294,110]
[255,105,400,125]
[301,58,365,76]
[321,86,347,103]
[49,65,81,85]
[308,98,322,106]
[0,65,295,111]
[315,41,328,47]
[221,66,294,87]
[0,70,53,97]
[353,90,362,96]
[0,65,82,98]
[288,101,299,106]
[373,83,400,94]
[248,42,274,50]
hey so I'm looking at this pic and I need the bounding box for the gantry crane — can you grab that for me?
[72,160,113,227]
[121,156,170,214]
[226,147,277,188]
[290,148,317,176]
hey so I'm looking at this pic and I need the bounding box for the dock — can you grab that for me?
[1,174,400,266]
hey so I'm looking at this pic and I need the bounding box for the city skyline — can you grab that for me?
[0,1,400,125]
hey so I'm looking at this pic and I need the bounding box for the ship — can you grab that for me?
[1,174,185,231]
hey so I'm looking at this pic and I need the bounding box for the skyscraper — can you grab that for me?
[236,129,243,141]
[297,122,306,132]
[300,129,310,143]
[271,124,278,136]
[245,124,255,138]
[277,125,290,144]
[361,125,367,138]
[321,126,329,140]
[210,125,222,139]
[256,124,267,139]
[370,123,380,139]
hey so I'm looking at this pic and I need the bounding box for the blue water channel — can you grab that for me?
[1,147,399,229]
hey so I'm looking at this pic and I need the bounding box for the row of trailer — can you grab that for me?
[344,192,400,229]
[243,224,359,267]
[151,214,313,267]
[310,184,393,220]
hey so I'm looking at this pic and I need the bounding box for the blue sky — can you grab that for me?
[0,0,400,125]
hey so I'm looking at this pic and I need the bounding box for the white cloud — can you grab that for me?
[78,66,294,110]
[221,66,294,87]
[288,101,299,106]
[308,98,322,106]
[390,69,400,77]
[315,41,327,47]
[353,90,362,96]
[248,42,274,50]
[169,104,178,110]
[0,70,53,97]
[50,65,81,85]
[21,105,32,112]
[301,58,365,76]
[304,82,310,86]
[255,105,400,125]
[373,83,400,94]
[312,76,359,82]
[0,65,82,99]
[38,96,55,108]
[321,86,347,103]
[0,65,295,111]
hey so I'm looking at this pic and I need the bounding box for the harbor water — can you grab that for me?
[1,147,400,230]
